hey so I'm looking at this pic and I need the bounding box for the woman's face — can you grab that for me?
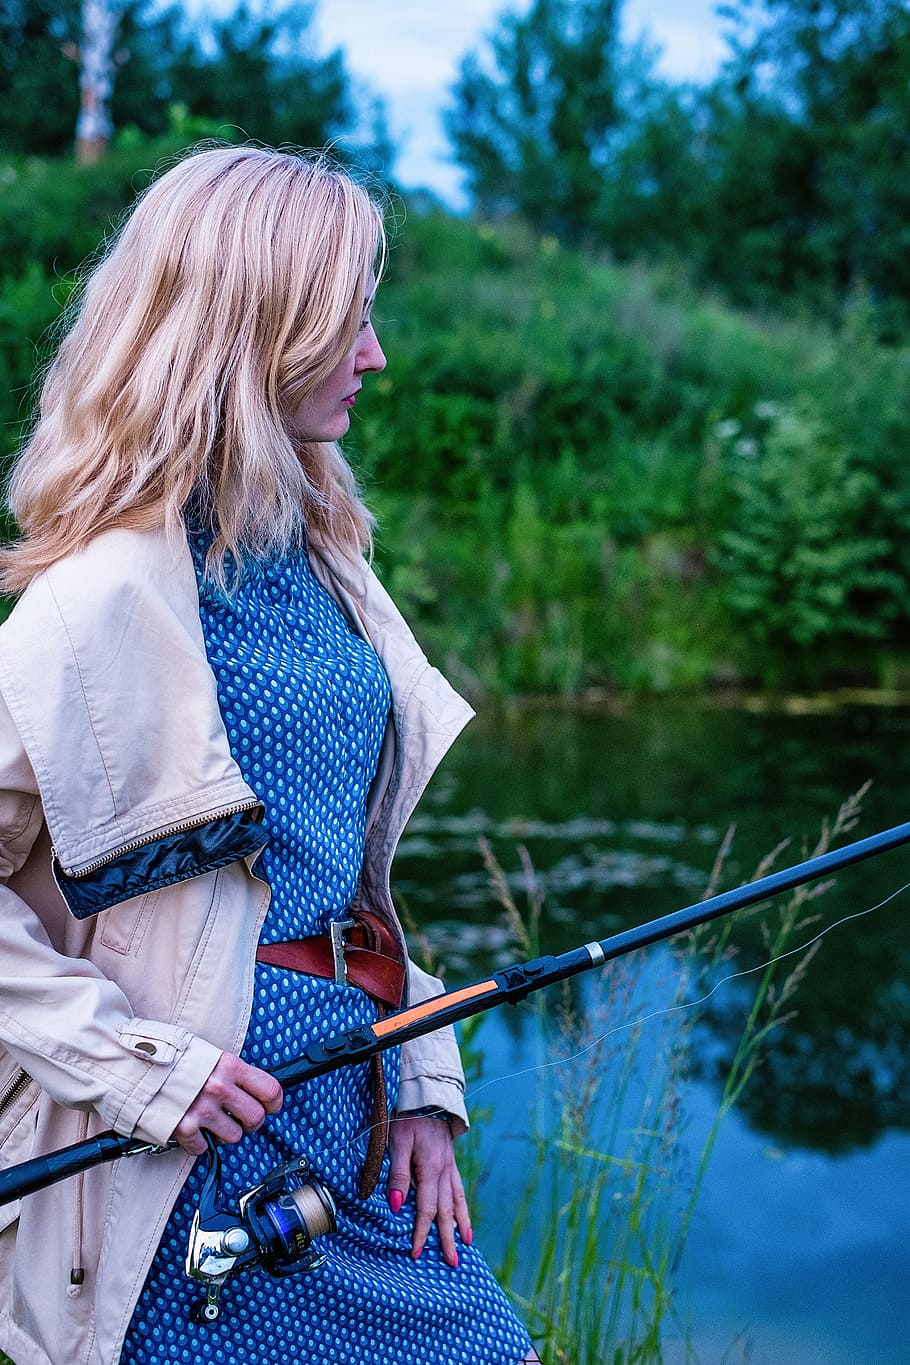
[291,284,386,442]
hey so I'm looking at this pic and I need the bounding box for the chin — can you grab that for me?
[296,420,351,443]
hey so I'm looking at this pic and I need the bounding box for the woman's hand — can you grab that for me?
[387,1112,472,1267]
[172,1052,283,1155]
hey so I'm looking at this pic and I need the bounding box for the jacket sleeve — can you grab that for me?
[397,959,469,1135]
[0,697,223,1148]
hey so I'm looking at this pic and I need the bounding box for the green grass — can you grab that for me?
[462,796,864,1362]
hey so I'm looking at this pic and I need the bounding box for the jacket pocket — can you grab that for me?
[0,791,42,879]
[99,888,162,955]
[0,791,40,846]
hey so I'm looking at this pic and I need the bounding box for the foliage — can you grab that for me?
[0,0,391,173]
[445,0,910,324]
[0,261,68,541]
[0,1,195,153]
[355,212,910,692]
[0,0,80,154]
[446,0,634,243]
[715,399,906,683]
[154,2,384,163]
[689,0,910,317]
[7,140,910,688]
[0,130,216,457]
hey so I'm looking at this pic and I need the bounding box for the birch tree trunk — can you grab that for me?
[75,0,122,163]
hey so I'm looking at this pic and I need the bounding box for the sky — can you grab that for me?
[313,1,727,205]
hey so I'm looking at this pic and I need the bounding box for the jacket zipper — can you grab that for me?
[0,1067,32,1119]
[53,798,262,879]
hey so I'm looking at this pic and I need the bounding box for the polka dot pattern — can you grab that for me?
[120,537,531,1365]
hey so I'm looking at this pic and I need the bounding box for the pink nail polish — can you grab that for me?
[388,1189,403,1213]
[451,1251,459,1268]
[412,1245,423,1260]
[465,1228,473,1247]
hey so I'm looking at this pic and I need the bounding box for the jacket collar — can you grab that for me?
[0,528,473,881]
[0,527,257,875]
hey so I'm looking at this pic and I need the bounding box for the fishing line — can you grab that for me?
[327,876,910,1159]
[460,876,910,1105]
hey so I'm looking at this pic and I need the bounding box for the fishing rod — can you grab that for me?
[3,816,910,1213]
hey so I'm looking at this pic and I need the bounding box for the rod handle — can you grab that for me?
[0,1129,140,1206]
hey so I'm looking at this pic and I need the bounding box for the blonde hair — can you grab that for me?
[0,144,386,593]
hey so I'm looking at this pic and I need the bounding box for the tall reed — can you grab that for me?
[466,792,867,1363]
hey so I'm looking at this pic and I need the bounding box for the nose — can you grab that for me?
[356,323,386,375]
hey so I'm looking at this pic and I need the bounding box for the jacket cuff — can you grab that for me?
[399,1016,469,1136]
[401,958,468,1133]
[52,808,267,919]
[111,1025,223,1146]
[396,1070,468,1136]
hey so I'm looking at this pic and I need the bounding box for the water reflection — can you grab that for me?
[697,893,910,1151]
[396,700,910,1152]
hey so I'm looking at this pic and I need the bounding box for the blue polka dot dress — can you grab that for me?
[120,534,532,1365]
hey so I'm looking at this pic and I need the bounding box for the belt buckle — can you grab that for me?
[330,918,357,986]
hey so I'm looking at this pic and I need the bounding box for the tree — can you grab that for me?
[164,3,353,152]
[445,0,625,242]
[0,1,393,176]
[716,399,904,682]
[73,0,123,162]
[596,73,710,266]
[0,0,80,154]
[0,0,185,155]
[711,0,910,315]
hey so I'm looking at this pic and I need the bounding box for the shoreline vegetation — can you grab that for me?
[490,685,910,716]
[4,135,910,700]
[453,796,864,1364]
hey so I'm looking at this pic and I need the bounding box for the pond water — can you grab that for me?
[394,698,910,1363]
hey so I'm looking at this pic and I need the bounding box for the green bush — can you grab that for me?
[0,263,69,459]
[716,399,905,684]
[359,213,910,691]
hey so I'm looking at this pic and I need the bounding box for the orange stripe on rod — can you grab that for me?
[371,980,499,1038]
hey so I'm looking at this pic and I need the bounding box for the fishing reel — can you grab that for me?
[186,1131,337,1323]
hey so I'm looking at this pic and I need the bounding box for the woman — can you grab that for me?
[0,145,540,1364]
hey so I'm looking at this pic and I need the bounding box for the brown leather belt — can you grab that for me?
[255,910,405,1198]
[255,912,405,1010]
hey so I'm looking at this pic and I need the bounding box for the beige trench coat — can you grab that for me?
[0,526,473,1365]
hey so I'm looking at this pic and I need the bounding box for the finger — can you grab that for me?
[173,1109,243,1153]
[196,1061,278,1130]
[262,1078,283,1113]
[173,1127,208,1157]
[219,1089,268,1133]
[215,1056,283,1113]
[411,1181,438,1259]
[239,1065,283,1113]
[451,1167,472,1247]
[387,1124,415,1214]
[435,1190,458,1268]
[204,1112,244,1144]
